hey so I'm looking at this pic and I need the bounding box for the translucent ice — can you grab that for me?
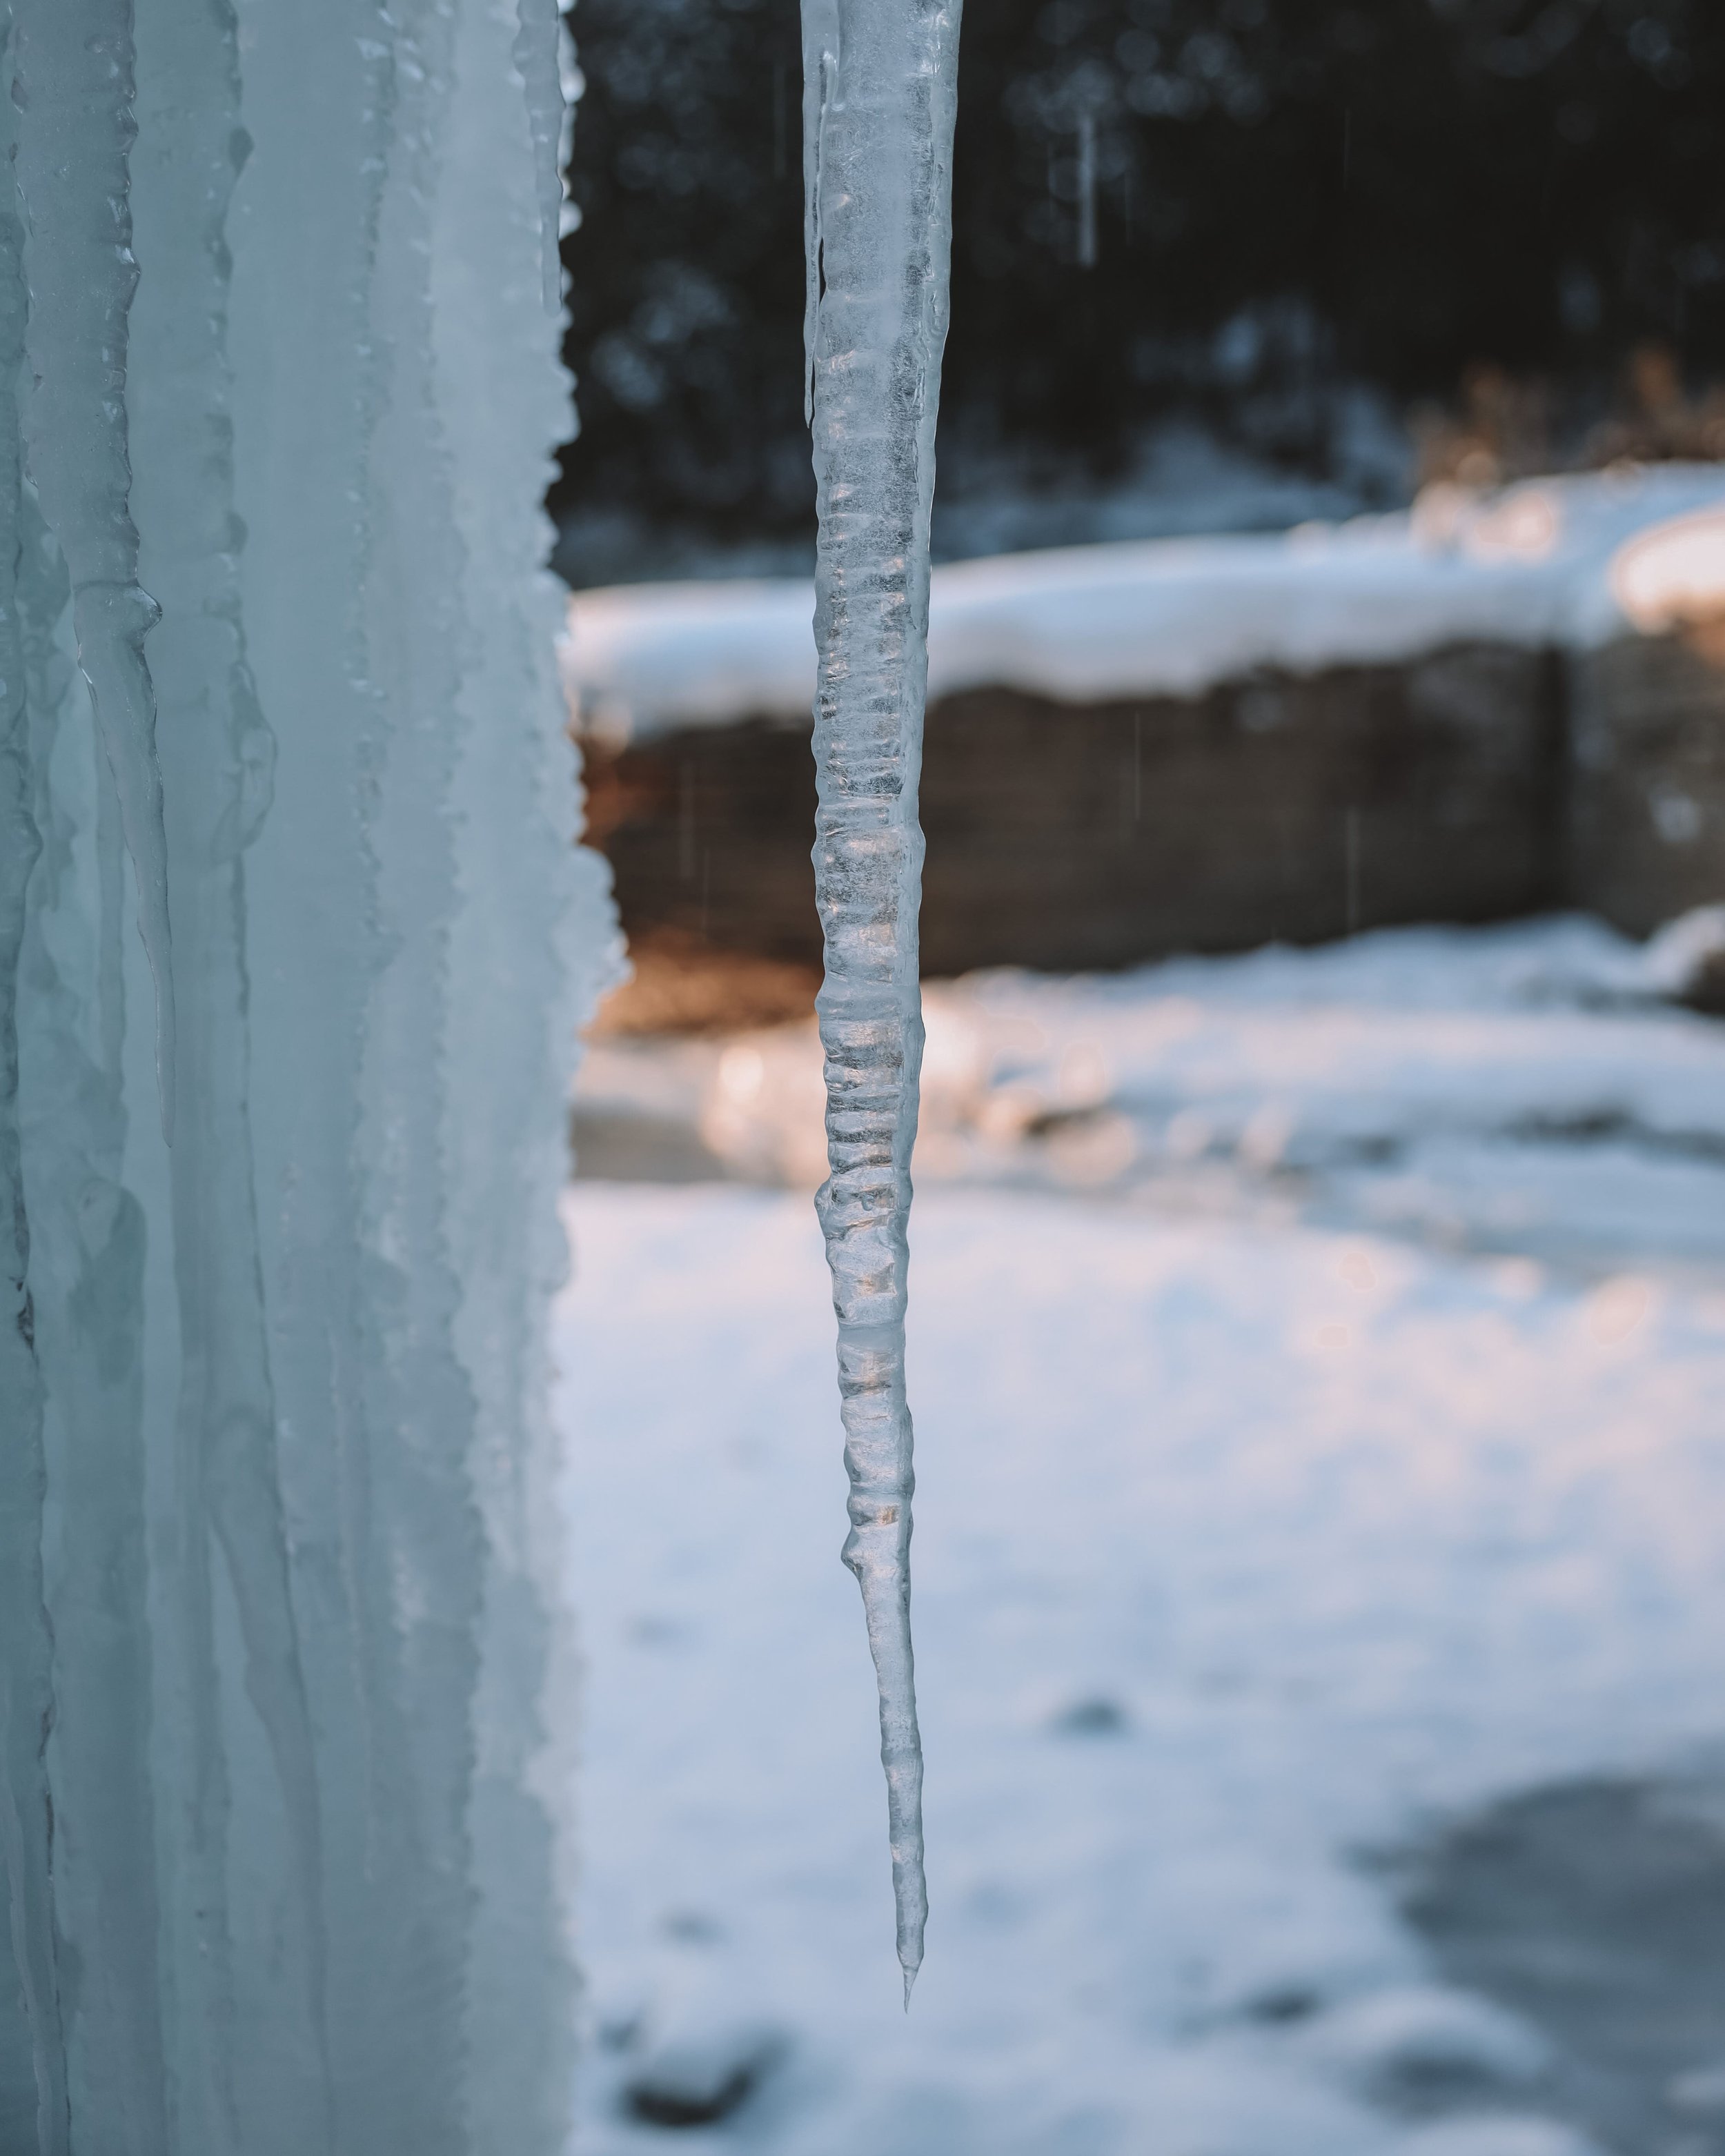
[13,1,176,1132]
[802,0,963,1999]
[0,1,611,2148]
[0,51,68,2148]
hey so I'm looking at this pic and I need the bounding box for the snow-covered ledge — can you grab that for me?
[565,467,1725,975]
[562,466,1725,744]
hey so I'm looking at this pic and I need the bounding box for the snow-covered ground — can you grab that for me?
[557,918,1725,2155]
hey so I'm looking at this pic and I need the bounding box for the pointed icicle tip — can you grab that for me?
[902,1962,918,2012]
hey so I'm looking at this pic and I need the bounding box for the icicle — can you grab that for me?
[128,1,333,2145]
[801,0,963,2001]
[12,0,176,1141]
[344,6,492,2142]
[0,15,68,2142]
[514,0,567,313]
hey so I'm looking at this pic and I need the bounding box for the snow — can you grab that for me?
[932,413,1403,563]
[1610,504,1725,633]
[560,916,1725,2153]
[1642,904,1725,999]
[562,466,1725,743]
[577,914,1725,1272]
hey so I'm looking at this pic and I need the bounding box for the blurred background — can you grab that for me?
[550,8,1725,2155]
[554,0,1725,586]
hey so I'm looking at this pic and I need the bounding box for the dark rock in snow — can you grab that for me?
[622,2023,785,2131]
[1246,1985,1321,2025]
[1052,1696,1127,1736]
[1401,1774,1725,2155]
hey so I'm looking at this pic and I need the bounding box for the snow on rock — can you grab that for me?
[1611,506,1725,633]
[564,575,819,742]
[1642,904,1725,1013]
[563,466,1725,743]
[615,1954,787,2131]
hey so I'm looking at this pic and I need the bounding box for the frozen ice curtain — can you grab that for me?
[0,2,612,2151]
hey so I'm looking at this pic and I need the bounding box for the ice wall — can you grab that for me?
[802,0,963,1998]
[0,1,611,2150]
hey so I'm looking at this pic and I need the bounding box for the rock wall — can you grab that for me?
[1569,625,1725,936]
[584,630,1723,976]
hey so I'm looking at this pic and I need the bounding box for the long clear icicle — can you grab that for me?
[802,0,963,2003]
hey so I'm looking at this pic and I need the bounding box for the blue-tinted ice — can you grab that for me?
[0,2,611,2148]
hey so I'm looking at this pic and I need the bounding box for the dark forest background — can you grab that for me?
[553,0,1725,584]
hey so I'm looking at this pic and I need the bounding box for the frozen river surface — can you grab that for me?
[557,922,1725,2156]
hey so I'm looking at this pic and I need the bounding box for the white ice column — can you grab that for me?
[0,3,609,2151]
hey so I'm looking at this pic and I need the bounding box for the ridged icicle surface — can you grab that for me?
[0,0,613,2149]
[802,0,963,2004]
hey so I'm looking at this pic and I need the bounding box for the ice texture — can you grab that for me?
[802,0,963,1999]
[0,1,611,2149]
[12,1,175,1134]
[0,40,67,2145]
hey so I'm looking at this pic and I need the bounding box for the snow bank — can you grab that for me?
[564,466,1725,742]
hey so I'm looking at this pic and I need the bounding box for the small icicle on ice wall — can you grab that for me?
[0,1,614,2150]
[802,0,963,2002]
